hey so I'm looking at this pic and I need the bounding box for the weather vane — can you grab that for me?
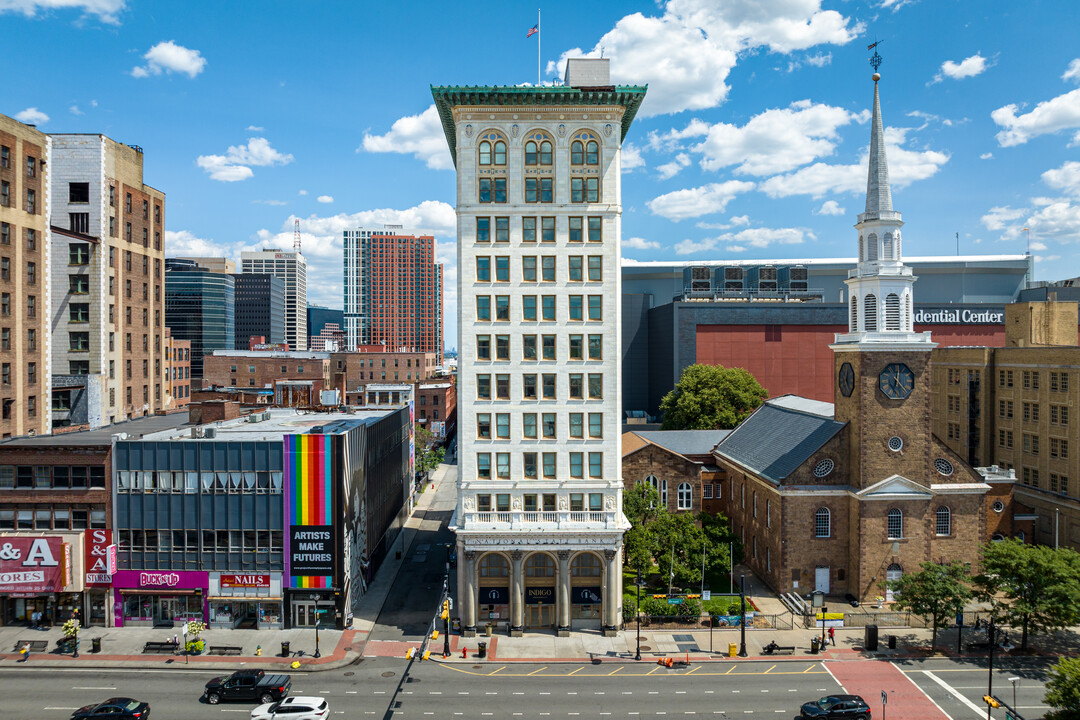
[868,39,883,73]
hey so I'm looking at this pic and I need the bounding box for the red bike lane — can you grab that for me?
[825,660,950,720]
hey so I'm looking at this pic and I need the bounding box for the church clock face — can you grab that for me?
[838,362,855,397]
[878,363,914,400]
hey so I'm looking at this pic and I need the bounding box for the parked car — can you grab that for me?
[251,696,329,720]
[71,698,150,719]
[204,669,292,705]
[800,695,871,720]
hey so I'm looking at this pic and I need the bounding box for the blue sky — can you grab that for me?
[6,0,1080,350]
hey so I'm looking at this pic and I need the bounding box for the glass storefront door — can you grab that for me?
[525,604,555,629]
[293,601,318,627]
[156,597,180,626]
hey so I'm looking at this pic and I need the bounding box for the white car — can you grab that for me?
[250,696,329,720]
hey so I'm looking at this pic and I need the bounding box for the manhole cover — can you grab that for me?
[343,672,355,677]
[472,665,483,669]
[640,645,652,651]
[381,671,396,678]
[673,634,694,642]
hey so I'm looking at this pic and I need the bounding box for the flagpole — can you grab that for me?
[537,8,541,85]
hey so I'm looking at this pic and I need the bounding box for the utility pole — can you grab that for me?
[738,574,747,657]
[986,617,996,720]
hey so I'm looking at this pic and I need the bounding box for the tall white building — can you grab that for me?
[435,59,646,636]
[241,249,307,351]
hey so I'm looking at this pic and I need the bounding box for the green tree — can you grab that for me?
[623,482,662,573]
[698,511,740,586]
[1045,656,1080,718]
[414,424,446,476]
[653,512,707,589]
[659,364,768,430]
[975,539,1080,650]
[888,561,972,652]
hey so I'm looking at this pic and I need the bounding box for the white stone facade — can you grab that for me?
[241,250,308,352]
[437,78,644,635]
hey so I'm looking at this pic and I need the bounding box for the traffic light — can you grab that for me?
[441,599,450,620]
[983,696,1000,709]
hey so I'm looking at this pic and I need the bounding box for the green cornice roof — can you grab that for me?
[430,85,648,167]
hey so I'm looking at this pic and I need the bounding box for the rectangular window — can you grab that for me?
[523,413,537,439]
[569,374,583,399]
[542,373,556,399]
[0,181,8,207]
[495,295,509,321]
[69,332,90,351]
[477,454,491,479]
[569,295,583,321]
[571,177,584,203]
[588,453,603,478]
[478,178,492,203]
[495,334,509,360]
[569,256,583,281]
[496,413,510,439]
[587,256,602,281]
[476,217,490,243]
[588,374,603,399]
[476,334,491,360]
[477,374,491,399]
[69,275,89,294]
[542,412,556,439]
[476,295,491,321]
[69,214,90,234]
[495,217,509,242]
[588,334,603,360]
[476,256,490,281]
[703,484,713,500]
[588,295,602,320]
[570,452,584,478]
[569,217,583,243]
[541,217,555,243]
[25,189,35,213]
[522,295,537,321]
[477,413,492,439]
[522,256,537,281]
[541,256,555,282]
[541,334,556,360]
[522,334,537,360]
[496,453,510,479]
[524,452,538,479]
[569,335,583,360]
[589,413,602,438]
[541,295,556,321]
[523,374,537,399]
[0,223,7,245]
[542,452,556,478]
[569,413,584,438]
[523,217,537,243]
[495,374,509,400]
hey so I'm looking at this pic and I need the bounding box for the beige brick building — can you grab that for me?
[49,134,166,427]
[0,114,50,438]
[711,74,989,603]
[163,327,191,411]
[933,299,1080,550]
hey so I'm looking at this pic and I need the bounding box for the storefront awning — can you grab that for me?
[119,588,201,595]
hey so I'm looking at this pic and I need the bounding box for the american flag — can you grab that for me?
[526,23,538,38]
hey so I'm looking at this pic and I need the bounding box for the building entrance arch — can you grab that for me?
[477,552,510,628]
[885,563,902,601]
[570,552,603,630]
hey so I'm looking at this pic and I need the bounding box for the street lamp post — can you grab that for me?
[73,621,79,658]
[738,574,747,657]
[314,604,322,659]
[986,617,995,720]
[1008,677,1018,710]
[635,566,643,661]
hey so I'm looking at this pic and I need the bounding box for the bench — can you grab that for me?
[208,645,243,656]
[766,645,796,655]
[14,640,48,653]
[965,641,992,651]
[142,641,178,654]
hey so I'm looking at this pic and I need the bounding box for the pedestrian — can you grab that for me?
[19,642,30,661]
[827,626,835,647]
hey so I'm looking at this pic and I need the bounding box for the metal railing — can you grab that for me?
[462,510,619,528]
[677,287,825,303]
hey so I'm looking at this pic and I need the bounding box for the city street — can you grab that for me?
[0,655,1053,720]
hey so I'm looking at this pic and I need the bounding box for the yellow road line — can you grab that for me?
[568,667,583,676]
[608,666,624,676]
[724,664,737,674]
[764,664,777,674]
[527,666,549,676]
[803,664,818,673]
[687,666,700,675]
[647,666,661,675]
[489,666,506,675]
[433,664,828,678]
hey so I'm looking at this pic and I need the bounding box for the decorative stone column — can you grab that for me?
[462,550,477,636]
[509,550,524,637]
[556,549,571,637]
[603,548,620,636]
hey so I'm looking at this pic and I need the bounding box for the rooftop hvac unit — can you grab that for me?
[204,427,217,439]
[759,266,778,291]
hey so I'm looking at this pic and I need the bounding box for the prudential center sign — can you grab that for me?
[913,308,1004,324]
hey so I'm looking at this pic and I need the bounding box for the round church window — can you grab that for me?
[934,458,954,476]
[992,501,1005,513]
[888,436,903,452]
[813,459,835,478]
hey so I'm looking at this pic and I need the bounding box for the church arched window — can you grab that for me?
[850,295,858,331]
[858,235,864,263]
[885,293,901,330]
[887,508,903,539]
[867,233,879,261]
[935,506,951,536]
[883,233,894,260]
[815,507,831,538]
[864,294,878,331]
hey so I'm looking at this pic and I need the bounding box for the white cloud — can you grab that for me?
[1025,201,1080,243]
[992,84,1080,147]
[692,100,864,176]
[656,153,691,180]
[647,180,755,220]
[164,229,232,258]
[0,0,124,22]
[69,104,83,116]
[131,41,206,78]
[880,0,916,11]
[695,215,751,230]
[1042,161,1080,198]
[647,119,711,152]
[623,236,661,250]
[196,137,293,182]
[674,237,720,255]
[246,125,264,132]
[298,190,308,196]
[253,199,287,206]
[1029,241,1048,251]
[980,152,993,160]
[14,107,49,125]
[360,104,452,170]
[980,205,1027,232]
[785,51,831,73]
[930,53,989,84]
[674,225,813,255]
[816,200,845,215]
[1062,59,1080,84]
[549,0,860,117]
[621,143,645,172]
[759,126,949,199]
[317,195,334,204]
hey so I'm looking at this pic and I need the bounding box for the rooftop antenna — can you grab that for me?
[956,232,959,256]
[868,39,883,74]
[294,218,301,254]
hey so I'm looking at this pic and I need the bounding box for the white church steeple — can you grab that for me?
[834,70,934,348]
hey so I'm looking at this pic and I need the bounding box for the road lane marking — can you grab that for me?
[687,666,700,675]
[568,667,583,676]
[346,691,358,694]
[528,666,549,676]
[43,708,78,711]
[608,667,624,676]
[764,665,776,674]
[489,666,506,675]
[921,670,975,719]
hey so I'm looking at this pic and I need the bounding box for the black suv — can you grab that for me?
[800,695,871,720]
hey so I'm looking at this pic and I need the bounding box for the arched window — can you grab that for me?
[815,507,831,538]
[864,294,878,331]
[677,482,692,510]
[887,508,903,539]
[586,140,599,165]
[479,553,509,577]
[478,141,491,166]
[645,474,667,506]
[867,233,879,261]
[858,235,864,263]
[571,553,602,577]
[493,140,506,166]
[539,140,553,166]
[571,141,584,165]
[525,141,538,166]
[895,232,902,258]
[935,506,951,536]
[525,553,555,577]
[850,295,858,331]
[882,232,894,260]
[885,293,901,330]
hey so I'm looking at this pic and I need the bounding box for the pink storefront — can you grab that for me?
[112,570,208,628]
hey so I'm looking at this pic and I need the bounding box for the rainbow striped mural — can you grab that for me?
[284,433,335,589]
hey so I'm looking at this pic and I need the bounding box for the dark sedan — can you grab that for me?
[71,698,151,719]
[800,694,870,720]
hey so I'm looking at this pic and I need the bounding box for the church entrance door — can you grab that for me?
[885,564,903,601]
[814,566,830,594]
